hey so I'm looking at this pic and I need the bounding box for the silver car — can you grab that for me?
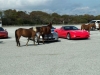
[38,27,58,41]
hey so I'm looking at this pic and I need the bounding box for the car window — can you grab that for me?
[52,27,56,29]
[97,21,100,23]
[72,26,79,30]
[64,26,78,30]
[0,27,4,31]
[64,26,70,30]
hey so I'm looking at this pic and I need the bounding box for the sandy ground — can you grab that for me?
[0,24,100,75]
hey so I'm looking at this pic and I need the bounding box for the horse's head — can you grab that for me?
[48,22,52,28]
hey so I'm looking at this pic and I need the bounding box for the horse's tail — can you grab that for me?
[15,29,18,42]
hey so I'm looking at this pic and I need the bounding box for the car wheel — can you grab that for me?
[67,33,71,40]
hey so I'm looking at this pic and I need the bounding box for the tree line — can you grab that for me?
[0,9,100,26]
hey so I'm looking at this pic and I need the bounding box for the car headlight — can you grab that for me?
[73,35,76,37]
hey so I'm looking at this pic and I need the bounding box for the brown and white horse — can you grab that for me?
[81,23,96,32]
[15,28,39,47]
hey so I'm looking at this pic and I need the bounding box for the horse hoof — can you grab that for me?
[26,44,28,46]
[17,45,20,47]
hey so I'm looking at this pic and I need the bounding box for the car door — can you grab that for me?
[59,27,68,38]
[56,28,63,37]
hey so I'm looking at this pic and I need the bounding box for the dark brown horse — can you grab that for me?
[34,22,53,44]
[81,23,96,32]
[15,28,39,46]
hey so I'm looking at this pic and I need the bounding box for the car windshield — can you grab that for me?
[63,26,79,30]
[0,27,4,31]
[52,27,56,29]
[97,21,100,23]
[89,21,95,23]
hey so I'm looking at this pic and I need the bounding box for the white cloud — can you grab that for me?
[0,0,52,10]
[21,0,52,6]
[73,7,90,11]
[42,9,53,14]
[0,0,99,16]
[71,7,98,15]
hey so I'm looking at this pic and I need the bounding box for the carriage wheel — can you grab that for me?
[67,33,71,40]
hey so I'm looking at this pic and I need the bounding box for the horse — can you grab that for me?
[15,28,39,47]
[33,22,53,44]
[81,23,96,32]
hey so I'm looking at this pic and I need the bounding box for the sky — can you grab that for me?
[0,0,100,16]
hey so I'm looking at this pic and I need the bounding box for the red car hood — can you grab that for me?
[70,30,89,34]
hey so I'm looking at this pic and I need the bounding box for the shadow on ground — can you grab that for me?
[19,40,61,47]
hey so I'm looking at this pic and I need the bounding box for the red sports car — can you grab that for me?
[0,27,8,38]
[54,26,90,40]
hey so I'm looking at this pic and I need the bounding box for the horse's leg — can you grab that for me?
[37,35,40,45]
[26,37,30,46]
[16,37,18,46]
[39,33,44,44]
[17,36,21,47]
[36,32,40,45]
[51,33,53,39]
[46,34,49,40]
[81,26,83,30]
[47,34,50,40]
[88,27,91,32]
[32,36,36,45]
[89,26,92,32]
[42,34,45,44]
[17,39,19,46]
[15,30,19,46]
[16,39,18,46]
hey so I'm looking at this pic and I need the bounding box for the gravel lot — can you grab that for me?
[0,25,100,75]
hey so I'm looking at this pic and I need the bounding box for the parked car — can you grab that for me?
[39,27,58,41]
[0,27,8,38]
[88,20,100,30]
[54,26,90,40]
